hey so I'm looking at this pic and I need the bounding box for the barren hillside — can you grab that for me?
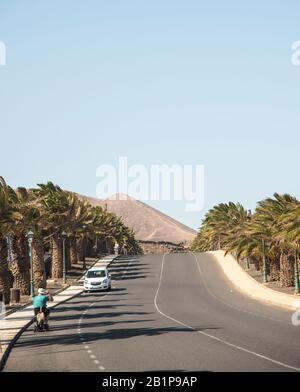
[78,193,196,244]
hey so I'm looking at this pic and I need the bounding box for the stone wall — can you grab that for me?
[138,240,187,254]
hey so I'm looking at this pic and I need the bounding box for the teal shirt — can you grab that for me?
[33,295,49,309]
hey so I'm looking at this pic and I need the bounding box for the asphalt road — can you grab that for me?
[3,252,300,372]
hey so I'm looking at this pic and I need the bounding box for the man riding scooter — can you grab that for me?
[32,288,53,331]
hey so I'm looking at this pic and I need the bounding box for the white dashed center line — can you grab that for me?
[76,257,132,371]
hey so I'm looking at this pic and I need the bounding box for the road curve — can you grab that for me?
[3,253,300,372]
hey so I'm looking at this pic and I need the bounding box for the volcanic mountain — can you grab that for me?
[78,193,196,244]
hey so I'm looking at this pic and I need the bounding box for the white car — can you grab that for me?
[84,267,112,292]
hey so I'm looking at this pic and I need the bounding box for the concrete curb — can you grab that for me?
[0,254,118,371]
[210,250,300,311]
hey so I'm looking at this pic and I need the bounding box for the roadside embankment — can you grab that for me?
[210,250,300,311]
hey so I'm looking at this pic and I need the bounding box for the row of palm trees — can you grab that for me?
[0,177,142,303]
[192,193,300,288]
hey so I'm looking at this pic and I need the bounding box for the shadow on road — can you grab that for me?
[145,369,213,373]
[108,257,151,282]
[13,325,222,350]
[49,310,151,322]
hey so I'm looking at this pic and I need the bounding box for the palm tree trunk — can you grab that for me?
[269,258,280,282]
[9,236,30,295]
[280,252,294,287]
[253,257,261,271]
[98,238,106,254]
[77,238,84,261]
[0,238,12,304]
[86,238,94,257]
[70,236,78,264]
[105,239,112,254]
[51,236,63,279]
[32,239,46,288]
[65,238,71,270]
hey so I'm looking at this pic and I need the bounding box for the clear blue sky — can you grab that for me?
[0,1,299,230]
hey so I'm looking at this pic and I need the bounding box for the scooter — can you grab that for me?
[34,311,50,332]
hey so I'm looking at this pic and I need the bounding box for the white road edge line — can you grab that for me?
[154,253,300,372]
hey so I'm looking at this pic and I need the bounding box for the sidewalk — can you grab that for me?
[0,257,99,319]
[0,254,117,371]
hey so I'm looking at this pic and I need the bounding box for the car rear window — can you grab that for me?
[86,270,106,278]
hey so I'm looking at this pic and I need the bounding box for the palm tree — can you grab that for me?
[0,237,13,304]
[0,177,142,295]
[0,177,16,302]
[255,194,299,286]
[192,202,250,253]
[274,201,300,287]
[9,187,47,292]
[192,193,300,288]
[60,196,94,266]
[0,182,32,295]
[69,199,94,264]
[34,182,72,279]
[35,183,97,277]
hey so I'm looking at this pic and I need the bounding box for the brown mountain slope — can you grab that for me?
[78,193,196,244]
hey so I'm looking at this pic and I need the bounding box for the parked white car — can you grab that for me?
[84,266,112,292]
